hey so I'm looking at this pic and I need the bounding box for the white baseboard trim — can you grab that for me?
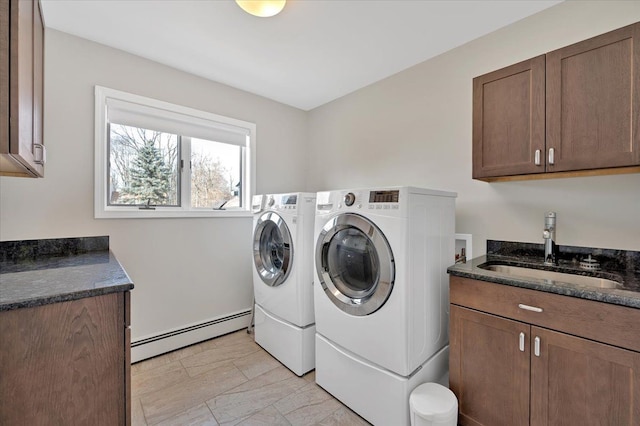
[131,309,252,363]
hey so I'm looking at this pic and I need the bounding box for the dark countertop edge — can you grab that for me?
[447,255,640,310]
[0,246,134,312]
[0,282,134,312]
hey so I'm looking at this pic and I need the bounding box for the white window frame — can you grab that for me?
[94,86,255,219]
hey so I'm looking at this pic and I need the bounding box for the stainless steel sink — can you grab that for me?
[480,264,621,289]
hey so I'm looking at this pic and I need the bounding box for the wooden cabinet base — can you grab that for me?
[450,305,530,426]
[0,292,130,425]
[450,276,640,426]
[530,327,640,425]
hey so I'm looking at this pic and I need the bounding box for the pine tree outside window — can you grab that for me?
[95,86,255,219]
[108,125,179,207]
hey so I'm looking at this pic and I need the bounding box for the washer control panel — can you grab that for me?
[316,189,403,214]
[344,192,356,206]
[267,194,301,210]
[279,194,298,209]
[367,190,400,210]
[369,190,399,203]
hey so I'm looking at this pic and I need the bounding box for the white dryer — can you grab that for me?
[252,192,316,376]
[313,186,456,425]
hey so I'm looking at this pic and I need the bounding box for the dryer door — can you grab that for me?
[316,213,395,316]
[253,212,293,287]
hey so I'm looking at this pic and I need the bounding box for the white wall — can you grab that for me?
[2,2,640,356]
[0,30,308,349]
[306,1,640,257]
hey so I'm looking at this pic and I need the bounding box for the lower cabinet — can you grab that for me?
[450,277,640,426]
[0,292,131,425]
[450,305,530,426]
[530,327,640,425]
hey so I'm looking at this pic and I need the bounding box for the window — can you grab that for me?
[95,86,255,218]
[108,125,180,207]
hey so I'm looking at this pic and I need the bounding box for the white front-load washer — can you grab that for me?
[252,192,316,376]
[313,186,456,425]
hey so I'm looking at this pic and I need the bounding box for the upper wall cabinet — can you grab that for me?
[546,23,640,173]
[473,55,546,179]
[473,22,640,182]
[0,0,45,178]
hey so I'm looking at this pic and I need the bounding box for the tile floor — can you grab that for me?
[131,330,371,425]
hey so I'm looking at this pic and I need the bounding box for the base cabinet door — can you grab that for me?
[450,305,530,426]
[451,304,640,426]
[531,327,640,426]
[0,292,129,425]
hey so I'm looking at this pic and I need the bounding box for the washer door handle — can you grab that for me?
[321,242,330,272]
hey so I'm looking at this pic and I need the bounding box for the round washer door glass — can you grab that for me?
[253,212,293,287]
[316,213,394,316]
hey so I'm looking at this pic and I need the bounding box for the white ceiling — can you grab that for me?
[40,0,561,111]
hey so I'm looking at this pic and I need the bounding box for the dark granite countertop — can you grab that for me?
[447,240,640,309]
[0,236,133,311]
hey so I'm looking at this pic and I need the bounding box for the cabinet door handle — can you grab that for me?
[534,336,541,357]
[548,148,555,165]
[34,144,46,165]
[534,149,541,166]
[518,303,543,313]
[519,332,525,352]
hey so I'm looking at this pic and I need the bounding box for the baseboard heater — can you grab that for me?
[131,309,251,362]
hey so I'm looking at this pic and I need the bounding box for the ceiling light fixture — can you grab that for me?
[235,0,286,18]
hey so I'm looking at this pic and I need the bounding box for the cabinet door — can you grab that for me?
[1,0,44,177]
[450,305,530,426]
[0,0,8,151]
[32,0,43,165]
[531,327,640,426]
[546,22,640,172]
[473,55,546,179]
[0,293,126,425]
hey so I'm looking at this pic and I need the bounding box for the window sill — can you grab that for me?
[94,209,253,219]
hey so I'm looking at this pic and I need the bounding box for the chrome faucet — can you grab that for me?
[543,212,557,265]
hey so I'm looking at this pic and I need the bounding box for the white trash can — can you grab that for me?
[409,383,458,426]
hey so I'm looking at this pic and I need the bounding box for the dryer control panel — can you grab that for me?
[266,193,317,212]
[282,194,298,205]
[369,190,399,203]
[316,188,404,216]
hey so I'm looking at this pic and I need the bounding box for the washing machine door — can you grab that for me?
[253,212,293,287]
[316,213,395,316]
